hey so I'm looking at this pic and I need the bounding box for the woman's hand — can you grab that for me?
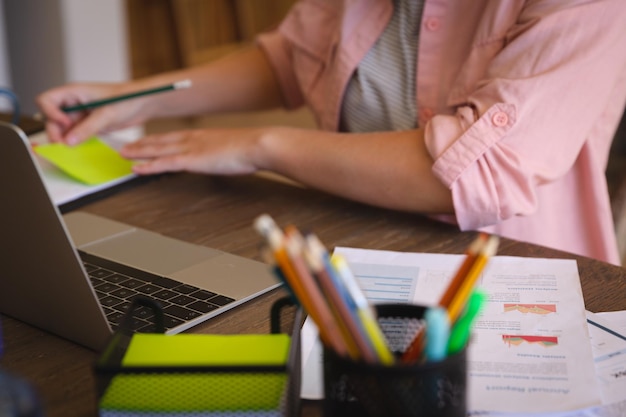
[120,127,269,176]
[35,82,151,145]
[120,125,453,214]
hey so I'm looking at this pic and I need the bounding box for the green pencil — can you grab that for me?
[61,79,192,113]
[447,289,487,355]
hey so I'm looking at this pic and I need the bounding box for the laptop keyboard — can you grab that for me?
[79,251,235,333]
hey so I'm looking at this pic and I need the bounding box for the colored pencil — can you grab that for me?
[438,233,487,309]
[402,233,498,363]
[302,233,379,364]
[330,253,394,365]
[253,215,350,358]
[446,235,498,323]
[283,226,358,360]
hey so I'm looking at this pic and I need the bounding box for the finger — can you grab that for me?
[121,132,189,158]
[45,121,70,143]
[39,107,74,143]
[131,155,191,175]
[62,107,118,145]
[36,90,86,128]
[128,130,191,147]
[36,97,73,125]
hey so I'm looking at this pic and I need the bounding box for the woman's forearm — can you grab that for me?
[256,127,454,213]
[132,46,285,120]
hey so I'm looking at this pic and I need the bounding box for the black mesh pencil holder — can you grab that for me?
[94,296,302,417]
[322,303,467,417]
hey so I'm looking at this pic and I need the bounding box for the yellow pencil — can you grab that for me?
[299,232,369,362]
[284,226,359,360]
[439,233,488,309]
[253,215,351,359]
[330,254,394,365]
[447,234,499,323]
[402,234,498,363]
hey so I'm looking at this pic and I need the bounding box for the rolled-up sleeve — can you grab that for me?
[257,30,305,109]
[256,0,342,115]
[424,0,626,231]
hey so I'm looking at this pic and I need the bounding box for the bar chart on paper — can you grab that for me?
[503,304,557,315]
[348,262,454,305]
[348,263,417,303]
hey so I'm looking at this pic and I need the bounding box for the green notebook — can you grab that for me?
[99,334,290,415]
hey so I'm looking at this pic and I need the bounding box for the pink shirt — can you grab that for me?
[258,0,626,265]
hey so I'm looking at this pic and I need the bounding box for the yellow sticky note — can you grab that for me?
[122,333,290,367]
[34,137,133,185]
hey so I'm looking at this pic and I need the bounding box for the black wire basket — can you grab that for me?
[323,303,467,417]
[94,296,302,417]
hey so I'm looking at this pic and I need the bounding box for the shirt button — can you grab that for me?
[492,111,509,127]
[425,17,441,31]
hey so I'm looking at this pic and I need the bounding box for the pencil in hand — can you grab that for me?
[33,79,192,121]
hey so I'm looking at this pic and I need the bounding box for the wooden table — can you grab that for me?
[2,172,625,417]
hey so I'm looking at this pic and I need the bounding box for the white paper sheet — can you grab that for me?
[595,311,626,333]
[586,311,626,404]
[300,248,603,414]
[469,312,626,416]
[29,127,142,206]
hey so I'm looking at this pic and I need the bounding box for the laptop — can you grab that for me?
[0,122,280,350]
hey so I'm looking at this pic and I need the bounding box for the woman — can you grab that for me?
[37,0,626,264]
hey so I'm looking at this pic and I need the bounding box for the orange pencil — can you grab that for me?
[400,321,427,363]
[283,226,355,359]
[301,231,377,363]
[439,233,488,309]
[447,234,499,323]
[254,215,350,358]
[402,233,496,363]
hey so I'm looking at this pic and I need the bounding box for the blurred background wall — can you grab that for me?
[0,0,296,115]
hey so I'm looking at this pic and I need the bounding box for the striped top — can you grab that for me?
[340,0,425,133]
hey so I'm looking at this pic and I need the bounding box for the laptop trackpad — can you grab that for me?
[171,254,278,299]
[79,229,222,275]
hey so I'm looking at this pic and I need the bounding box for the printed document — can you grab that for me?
[468,311,626,416]
[586,311,626,405]
[301,248,603,414]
